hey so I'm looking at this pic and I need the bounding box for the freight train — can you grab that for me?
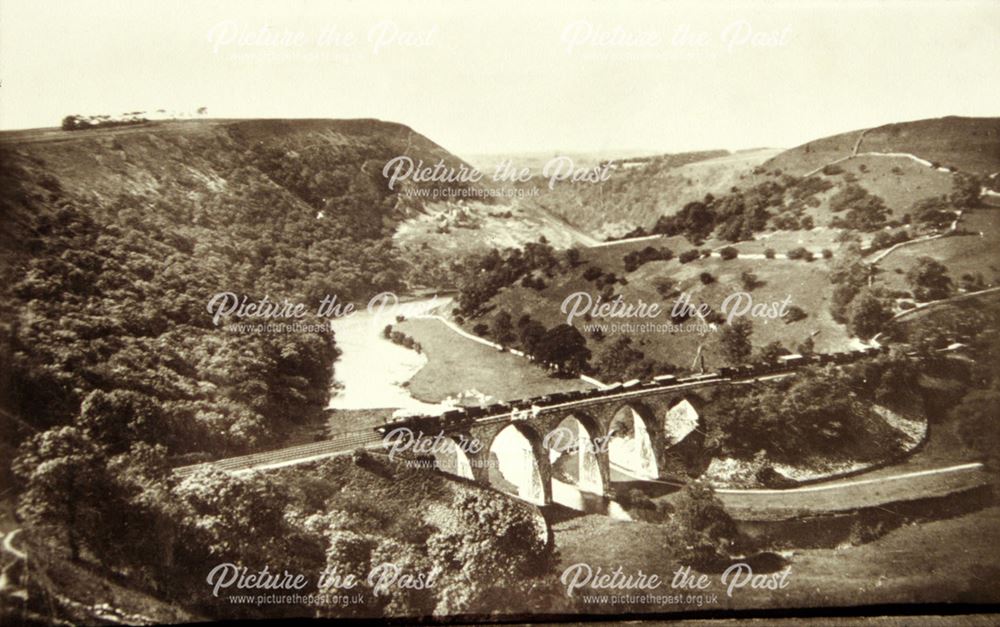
[373,345,889,437]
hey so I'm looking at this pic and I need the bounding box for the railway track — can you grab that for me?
[174,429,382,478]
[173,347,887,478]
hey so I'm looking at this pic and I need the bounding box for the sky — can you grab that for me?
[1,0,998,156]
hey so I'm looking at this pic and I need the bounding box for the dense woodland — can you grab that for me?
[0,120,447,458]
[0,121,562,618]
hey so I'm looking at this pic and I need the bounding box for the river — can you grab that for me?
[327,295,450,414]
[327,294,628,518]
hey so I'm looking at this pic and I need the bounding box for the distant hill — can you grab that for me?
[765,116,1000,177]
[517,148,780,238]
[451,116,1000,375]
[0,118,497,288]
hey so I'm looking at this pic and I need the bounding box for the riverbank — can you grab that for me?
[393,316,593,404]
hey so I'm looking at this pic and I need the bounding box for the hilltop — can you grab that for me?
[765,116,1000,177]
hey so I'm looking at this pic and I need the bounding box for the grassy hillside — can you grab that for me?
[875,209,1000,292]
[765,116,1000,177]
[393,198,599,255]
[0,117,499,456]
[460,238,855,373]
[518,149,778,237]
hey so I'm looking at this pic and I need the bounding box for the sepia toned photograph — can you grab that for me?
[1,1,998,624]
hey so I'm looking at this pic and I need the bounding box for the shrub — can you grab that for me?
[623,246,673,272]
[821,163,844,175]
[764,248,776,259]
[739,271,759,291]
[472,323,489,336]
[668,482,739,569]
[719,246,739,260]
[678,249,700,264]
[786,247,810,260]
[699,272,715,285]
[848,518,887,545]
[821,248,833,259]
[783,306,807,323]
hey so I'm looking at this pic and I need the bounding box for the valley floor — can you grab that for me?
[552,502,1000,616]
[393,316,592,403]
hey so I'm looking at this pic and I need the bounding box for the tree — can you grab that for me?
[564,247,581,268]
[739,270,759,291]
[13,427,109,561]
[828,184,890,231]
[77,389,164,454]
[950,173,981,208]
[787,247,813,261]
[594,336,656,381]
[848,289,891,339]
[906,256,952,301]
[959,272,986,292]
[831,283,860,323]
[796,336,815,355]
[678,249,700,264]
[535,324,591,374]
[492,310,515,345]
[654,276,678,298]
[783,305,807,323]
[668,482,739,568]
[62,115,84,130]
[653,201,715,242]
[720,318,753,364]
[719,246,738,260]
[427,491,559,615]
[172,468,319,576]
[519,320,547,355]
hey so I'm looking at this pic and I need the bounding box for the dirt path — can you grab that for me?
[0,528,26,598]
[890,285,1000,322]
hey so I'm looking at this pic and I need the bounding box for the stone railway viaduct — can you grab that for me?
[386,373,785,505]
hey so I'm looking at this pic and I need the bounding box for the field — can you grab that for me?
[552,502,1000,614]
[789,154,955,228]
[393,317,593,403]
[467,237,857,374]
[875,209,1000,293]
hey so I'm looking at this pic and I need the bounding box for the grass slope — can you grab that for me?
[394,317,593,403]
[765,116,1000,177]
[465,241,854,373]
